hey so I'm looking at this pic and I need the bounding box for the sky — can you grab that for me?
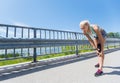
[0,0,120,33]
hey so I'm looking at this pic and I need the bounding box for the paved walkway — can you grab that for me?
[0,50,120,83]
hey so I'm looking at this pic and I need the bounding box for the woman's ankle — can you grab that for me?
[98,67,103,71]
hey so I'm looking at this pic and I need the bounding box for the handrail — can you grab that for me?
[0,24,120,62]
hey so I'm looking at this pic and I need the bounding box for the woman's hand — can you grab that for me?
[99,51,104,56]
[96,49,100,55]
[96,49,104,57]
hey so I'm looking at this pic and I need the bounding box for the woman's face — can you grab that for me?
[80,24,89,33]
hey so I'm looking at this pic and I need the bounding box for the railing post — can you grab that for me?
[21,28,23,38]
[6,26,8,37]
[21,48,23,57]
[114,39,116,48]
[5,49,7,58]
[28,29,30,38]
[119,39,120,47]
[33,29,37,62]
[14,27,16,37]
[28,48,30,56]
[75,33,78,55]
[107,40,109,50]
[13,48,16,57]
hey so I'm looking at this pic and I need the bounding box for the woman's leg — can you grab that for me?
[98,52,104,70]
[93,38,106,71]
[93,39,99,63]
[98,39,105,71]
[94,39,106,76]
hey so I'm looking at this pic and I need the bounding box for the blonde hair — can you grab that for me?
[79,20,90,27]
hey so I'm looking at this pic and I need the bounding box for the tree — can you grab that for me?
[107,32,120,38]
[107,32,114,38]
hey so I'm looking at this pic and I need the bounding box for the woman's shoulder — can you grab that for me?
[91,24,99,31]
[91,24,99,27]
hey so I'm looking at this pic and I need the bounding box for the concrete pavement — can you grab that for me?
[0,50,120,83]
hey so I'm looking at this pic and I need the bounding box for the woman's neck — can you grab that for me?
[87,26,91,33]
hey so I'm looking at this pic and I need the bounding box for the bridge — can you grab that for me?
[0,24,120,83]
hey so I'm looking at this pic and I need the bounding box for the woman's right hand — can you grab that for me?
[96,49,99,55]
[96,48,101,55]
[96,48,103,56]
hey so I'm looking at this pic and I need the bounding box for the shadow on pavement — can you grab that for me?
[103,66,120,76]
[104,71,120,76]
[104,66,120,69]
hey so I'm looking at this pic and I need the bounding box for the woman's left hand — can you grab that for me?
[98,51,104,57]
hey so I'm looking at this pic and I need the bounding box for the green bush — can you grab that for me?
[0,53,20,58]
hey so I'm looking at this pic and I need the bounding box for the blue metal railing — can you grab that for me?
[0,24,120,62]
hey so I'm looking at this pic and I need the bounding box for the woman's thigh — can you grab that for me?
[93,38,99,46]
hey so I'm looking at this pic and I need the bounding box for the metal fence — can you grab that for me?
[0,24,120,62]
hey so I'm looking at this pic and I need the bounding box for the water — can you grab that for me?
[0,47,62,57]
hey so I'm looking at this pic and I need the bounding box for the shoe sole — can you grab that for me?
[95,66,99,68]
[94,72,103,77]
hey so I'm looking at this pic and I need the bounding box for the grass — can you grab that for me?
[0,57,32,66]
[0,53,20,58]
[0,49,92,66]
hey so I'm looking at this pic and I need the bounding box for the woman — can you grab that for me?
[79,20,107,76]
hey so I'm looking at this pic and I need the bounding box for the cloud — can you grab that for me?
[0,21,47,38]
[12,22,29,27]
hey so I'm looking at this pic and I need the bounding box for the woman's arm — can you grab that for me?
[84,33,97,49]
[94,25,104,52]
